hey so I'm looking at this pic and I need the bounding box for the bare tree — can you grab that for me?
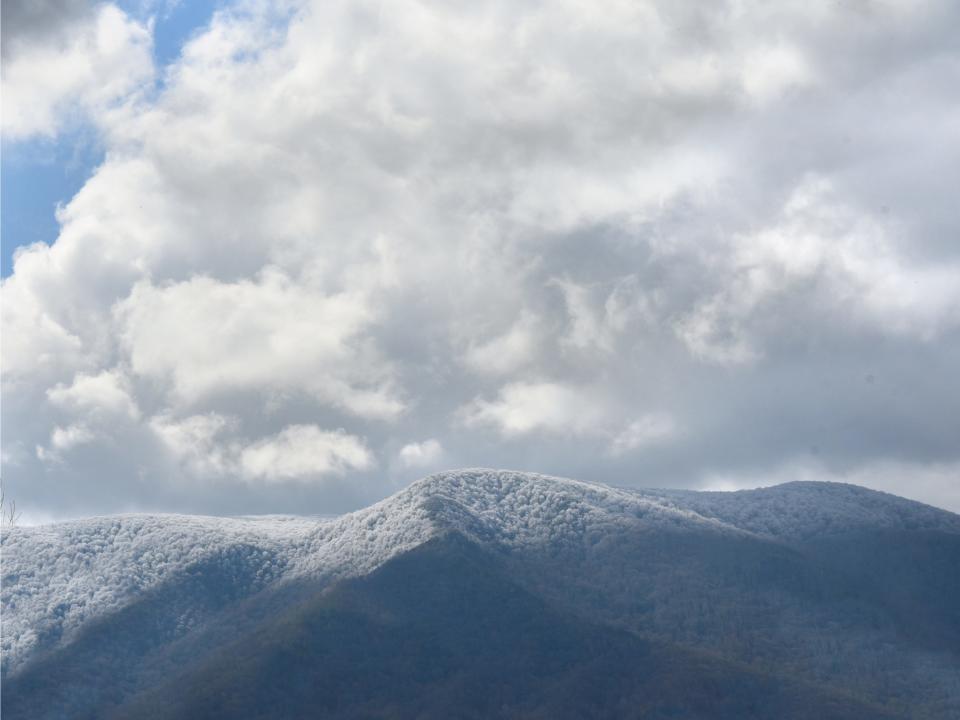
[1,486,22,527]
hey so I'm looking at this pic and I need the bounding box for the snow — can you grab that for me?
[3,469,958,674]
[651,481,960,541]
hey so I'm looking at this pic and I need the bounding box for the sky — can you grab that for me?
[2,0,959,522]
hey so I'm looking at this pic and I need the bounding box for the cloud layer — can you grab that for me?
[3,0,959,517]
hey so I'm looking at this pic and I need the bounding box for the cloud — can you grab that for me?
[47,370,140,420]
[116,269,403,419]
[674,176,960,364]
[609,415,677,456]
[45,424,95,454]
[397,439,444,469]
[1,3,154,140]
[151,416,375,483]
[552,275,654,356]
[2,0,959,517]
[240,425,375,482]
[462,313,539,377]
[460,382,606,437]
[150,413,238,478]
[740,43,813,103]
[36,370,141,463]
[1,0,91,60]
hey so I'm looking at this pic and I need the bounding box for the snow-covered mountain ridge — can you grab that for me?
[651,480,960,541]
[3,469,958,675]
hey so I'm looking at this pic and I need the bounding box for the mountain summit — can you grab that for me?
[3,470,959,719]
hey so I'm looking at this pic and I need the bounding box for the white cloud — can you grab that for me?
[36,423,95,463]
[47,370,140,420]
[675,177,960,363]
[151,416,374,483]
[737,178,960,336]
[150,413,238,477]
[116,269,403,419]
[461,381,606,437]
[740,44,813,103]
[35,370,142,463]
[397,439,444,469]
[240,425,375,482]
[1,4,154,140]
[1,272,88,386]
[48,424,95,453]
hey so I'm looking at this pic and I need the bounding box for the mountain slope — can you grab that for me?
[3,469,959,718]
[0,469,753,674]
[106,533,902,720]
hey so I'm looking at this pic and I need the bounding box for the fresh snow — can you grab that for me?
[651,481,960,541]
[3,469,959,674]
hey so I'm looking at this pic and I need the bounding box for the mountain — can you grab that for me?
[3,469,959,719]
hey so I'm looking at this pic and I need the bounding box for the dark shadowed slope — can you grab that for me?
[105,533,901,720]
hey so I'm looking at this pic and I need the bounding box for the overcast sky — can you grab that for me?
[3,0,959,521]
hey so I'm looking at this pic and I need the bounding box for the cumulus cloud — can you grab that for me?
[397,439,444,469]
[1,2,154,140]
[460,382,607,437]
[36,370,142,464]
[44,424,95,455]
[240,426,375,482]
[116,269,403,418]
[47,370,140,420]
[2,0,959,517]
[151,416,374,483]
[461,383,678,457]
[675,177,960,364]
[150,413,238,478]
